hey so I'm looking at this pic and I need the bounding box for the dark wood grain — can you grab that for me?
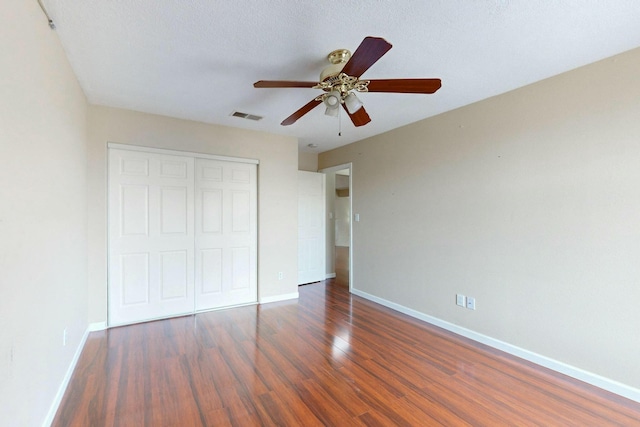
[334,245,349,288]
[253,80,317,88]
[341,36,393,78]
[343,103,371,127]
[53,281,640,426]
[366,78,442,94]
[280,98,321,126]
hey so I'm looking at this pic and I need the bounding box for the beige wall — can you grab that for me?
[320,47,640,390]
[298,151,318,171]
[0,1,88,425]
[87,106,299,323]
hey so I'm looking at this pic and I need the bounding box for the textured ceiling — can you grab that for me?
[45,0,640,153]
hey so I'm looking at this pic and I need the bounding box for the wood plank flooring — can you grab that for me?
[53,281,640,426]
[334,246,349,288]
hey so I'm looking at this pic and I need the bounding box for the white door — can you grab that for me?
[298,171,326,284]
[108,149,195,326]
[195,159,257,310]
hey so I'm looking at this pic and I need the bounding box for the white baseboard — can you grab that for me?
[325,273,336,279]
[351,288,640,403]
[259,292,299,304]
[42,325,91,427]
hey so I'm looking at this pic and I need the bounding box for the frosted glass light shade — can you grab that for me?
[344,92,363,113]
[325,106,339,117]
[323,90,341,109]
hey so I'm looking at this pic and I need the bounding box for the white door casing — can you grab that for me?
[195,158,257,310]
[298,171,326,285]
[108,149,195,326]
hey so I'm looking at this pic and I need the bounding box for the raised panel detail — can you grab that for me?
[160,160,188,178]
[121,253,149,305]
[121,185,148,236]
[231,190,250,232]
[200,249,222,294]
[202,189,222,233]
[202,166,223,182]
[160,251,188,300]
[231,247,250,290]
[298,238,321,274]
[231,168,250,183]
[120,157,149,176]
[161,187,187,234]
[308,200,323,228]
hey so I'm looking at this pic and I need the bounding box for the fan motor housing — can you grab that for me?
[320,49,351,82]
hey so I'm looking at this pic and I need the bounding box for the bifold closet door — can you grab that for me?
[108,149,195,326]
[195,158,257,310]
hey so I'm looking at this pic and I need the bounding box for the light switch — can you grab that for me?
[354,213,360,222]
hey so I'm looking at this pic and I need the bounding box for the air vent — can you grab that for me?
[231,111,263,121]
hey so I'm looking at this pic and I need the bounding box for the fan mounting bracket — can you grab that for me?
[327,49,351,64]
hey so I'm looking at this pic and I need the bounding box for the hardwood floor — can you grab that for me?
[334,245,349,288]
[53,281,640,426]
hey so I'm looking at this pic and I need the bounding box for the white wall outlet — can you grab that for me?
[456,294,466,307]
[278,272,283,280]
[466,297,476,310]
[354,213,360,222]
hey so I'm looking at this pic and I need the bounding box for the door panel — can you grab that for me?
[120,185,148,235]
[109,149,195,326]
[231,246,251,290]
[231,190,251,232]
[159,250,188,299]
[201,189,222,233]
[298,171,326,284]
[120,253,149,305]
[200,249,223,294]
[160,187,188,233]
[195,159,257,310]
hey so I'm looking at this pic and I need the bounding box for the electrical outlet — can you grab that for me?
[466,297,476,310]
[456,294,466,307]
[278,272,283,280]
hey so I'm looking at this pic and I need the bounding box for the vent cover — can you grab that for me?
[231,111,263,121]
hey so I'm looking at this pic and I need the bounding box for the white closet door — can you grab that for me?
[195,158,257,310]
[298,171,326,285]
[108,149,195,326]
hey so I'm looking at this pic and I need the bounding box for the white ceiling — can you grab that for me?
[45,0,640,153]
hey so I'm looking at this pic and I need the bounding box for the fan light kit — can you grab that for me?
[254,36,442,127]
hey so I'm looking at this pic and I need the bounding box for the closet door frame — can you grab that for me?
[107,142,259,327]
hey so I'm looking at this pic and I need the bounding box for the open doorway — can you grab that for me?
[321,164,352,290]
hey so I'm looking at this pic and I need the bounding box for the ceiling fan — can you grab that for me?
[254,36,442,127]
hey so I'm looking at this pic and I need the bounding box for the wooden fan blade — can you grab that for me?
[341,36,393,78]
[281,98,322,126]
[366,78,442,94]
[342,104,371,127]
[254,80,318,88]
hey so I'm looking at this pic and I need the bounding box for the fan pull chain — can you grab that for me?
[338,105,342,136]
